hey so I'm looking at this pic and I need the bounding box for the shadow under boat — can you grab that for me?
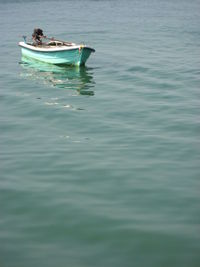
[19,56,95,96]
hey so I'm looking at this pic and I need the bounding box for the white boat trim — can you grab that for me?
[18,41,95,53]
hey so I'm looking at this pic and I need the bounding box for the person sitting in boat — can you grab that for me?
[32,28,46,45]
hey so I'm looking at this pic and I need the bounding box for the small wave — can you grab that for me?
[44,102,59,106]
[127,66,149,73]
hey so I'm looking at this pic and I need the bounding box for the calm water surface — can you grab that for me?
[0,0,200,266]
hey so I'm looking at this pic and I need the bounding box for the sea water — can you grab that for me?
[0,0,200,266]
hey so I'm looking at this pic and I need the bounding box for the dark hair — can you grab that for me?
[32,28,43,37]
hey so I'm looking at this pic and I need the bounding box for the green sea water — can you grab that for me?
[0,0,200,266]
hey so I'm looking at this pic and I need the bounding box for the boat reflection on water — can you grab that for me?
[19,56,95,96]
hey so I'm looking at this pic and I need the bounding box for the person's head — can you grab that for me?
[33,28,44,36]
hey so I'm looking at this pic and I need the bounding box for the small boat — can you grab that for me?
[19,39,95,66]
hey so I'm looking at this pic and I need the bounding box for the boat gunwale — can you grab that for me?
[18,42,95,53]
